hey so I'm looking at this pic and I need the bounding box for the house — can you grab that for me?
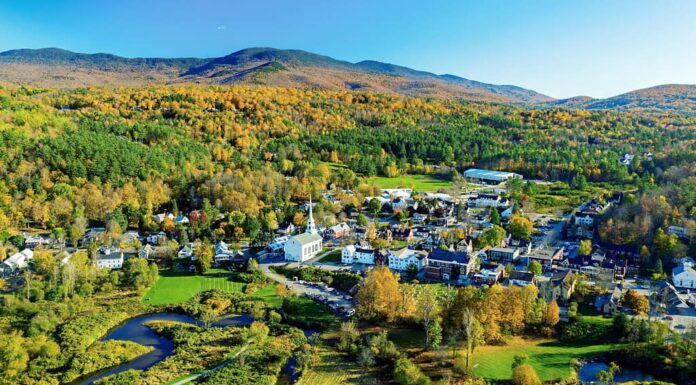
[538,270,576,304]
[177,243,197,259]
[23,233,50,249]
[527,247,564,269]
[342,243,375,265]
[146,231,167,245]
[508,271,536,286]
[426,248,478,282]
[388,248,428,271]
[473,264,505,285]
[284,198,323,262]
[435,216,456,227]
[594,286,623,314]
[668,225,691,240]
[153,212,175,224]
[326,223,351,239]
[95,246,124,269]
[392,197,418,211]
[138,244,155,259]
[672,261,696,289]
[413,226,431,238]
[377,228,393,242]
[574,211,596,227]
[619,153,635,165]
[214,241,240,263]
[175,215,190,226]
[1,249,34,275]
[468,193,508,208]
[489,247,520,263]
[413,213,428,224]
[277,222,296,236]
[392,227,414,242]
[81,227,106,247]
[267,236,289,253]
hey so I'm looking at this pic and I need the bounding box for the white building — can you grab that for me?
[284,197,323,262]
[95,247,124,269]
[342,244,375,265]
[388,248,427,271]
[468,194,508,208]
[463,168,522,183]
[574,212,596,227]
[672,262,696,289]
[1,249,34,275]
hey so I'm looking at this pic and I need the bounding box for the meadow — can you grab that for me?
[364,174,454,191]
[142,269,245,305]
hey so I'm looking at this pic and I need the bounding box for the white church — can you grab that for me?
[284,198,323,262]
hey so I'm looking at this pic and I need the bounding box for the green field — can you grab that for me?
[318,249,342,263]
[296,345,374,385]
[364,174,454,191]
[473,337,621,382]
[142,269,245,305]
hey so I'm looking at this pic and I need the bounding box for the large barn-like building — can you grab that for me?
[463,168,522,184]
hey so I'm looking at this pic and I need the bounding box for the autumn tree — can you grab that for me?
[545,300,560,327]
[356,265,402,322]
[578,239,592,256]
[507,215,534,240]
[512,364,541,385]
[623,290,650,315]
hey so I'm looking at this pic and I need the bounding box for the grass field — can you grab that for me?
[317,249,342,263]
[142,269,245,305]
[296,345,374,385]
[364,174,454,191]
[473,337,621,382]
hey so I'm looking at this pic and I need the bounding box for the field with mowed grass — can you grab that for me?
[295,345,374,385]
[142,269,246,305]
[473,337,622,382]
[364,174,454,191]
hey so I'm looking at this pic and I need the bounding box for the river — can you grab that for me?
[76,312,254,385]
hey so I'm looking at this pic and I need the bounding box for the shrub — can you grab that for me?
[512,364,541,385]
[393,357,431,385]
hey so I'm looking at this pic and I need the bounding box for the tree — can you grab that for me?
[506,215,534,240]
[461,308,484,370]
[545,300,560,327]
[490,208,501,225]
[623,290,650,315]
[195,243,213,274]
[0,331,29,378]
[512,364,541,385]
[578,239,592,256]
[418,286,439,349]
[596,362,620,385]
[357,214,369,227]
[356,265,402,322]
[528,260,542,276]
[482,225,506,248]
[368,198,382,215]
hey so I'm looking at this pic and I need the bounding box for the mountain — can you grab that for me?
[549,85,696,114]
[0,47,552,103]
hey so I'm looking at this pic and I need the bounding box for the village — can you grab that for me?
[3,167,694,335]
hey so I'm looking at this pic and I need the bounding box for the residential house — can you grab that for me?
[175,215,190,226]
[138,244,155,259]
[619,153,635,165]
[342,243,375,265]
[377,228,393,242]
[146,231,167,245]
[468,193,508,208]
[1,249,34,276]
[426,248,478,282]
[277,222,296,236]
[388,248,428,271]
[413,213,428,224]
[392,227,414,242]
[153,212,175,224]
[23,233,50,249]
[435,216,456,227]
[473,264,505,285]
[538,270,576,304]
[672,261,696,289]
[594,286,623,314]
[326,223,351,239]
[177,243,197,259]
[508,271,536,286]
[95,246,124,269]
[214,241,238,263]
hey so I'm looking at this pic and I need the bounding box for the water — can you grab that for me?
[577,361,654,384]
[76,312,253,385]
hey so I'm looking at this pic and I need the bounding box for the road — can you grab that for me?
[169,341,251,385]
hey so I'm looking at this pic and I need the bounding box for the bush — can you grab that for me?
[512,364,541,385]
[393,357,430,385]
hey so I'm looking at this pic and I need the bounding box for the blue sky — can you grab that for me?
[0,0,694,98]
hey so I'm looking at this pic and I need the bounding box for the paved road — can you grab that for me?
[169,341,251,385]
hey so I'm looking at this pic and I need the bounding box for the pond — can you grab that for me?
[577,361,654,384]
[76,312,254,385]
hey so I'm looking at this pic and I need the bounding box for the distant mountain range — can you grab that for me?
[0,47,694,113]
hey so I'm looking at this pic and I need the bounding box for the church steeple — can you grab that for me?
[306,196,317,234]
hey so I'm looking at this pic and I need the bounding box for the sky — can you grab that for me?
[0,0,694,99]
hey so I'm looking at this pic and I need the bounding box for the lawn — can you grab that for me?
[318,249,342,263]
[473,337,622,382]
[142,269,245,305]
[364,174,454,191]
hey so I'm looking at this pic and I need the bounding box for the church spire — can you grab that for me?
[306,196,317,234]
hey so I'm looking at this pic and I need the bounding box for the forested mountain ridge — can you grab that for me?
[1,47,549,103]
[549,84,696,114]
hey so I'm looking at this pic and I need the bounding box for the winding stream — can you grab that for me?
[76,312,254,385]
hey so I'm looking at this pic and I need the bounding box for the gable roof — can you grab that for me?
[428,248,470,264]
[291,233,322,245]
[509,271,534,282]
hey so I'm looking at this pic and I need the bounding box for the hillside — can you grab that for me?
[0,47,552,103]
[550,85,696,114]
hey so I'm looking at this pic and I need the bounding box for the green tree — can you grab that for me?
[578,239,592,256]
[528,260,542,276]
